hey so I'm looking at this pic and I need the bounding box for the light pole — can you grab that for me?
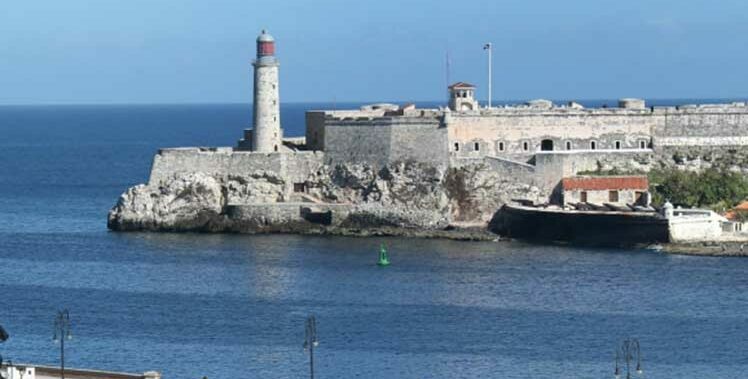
[614,338,642,379]
[303,315,319,379]
[483,42,492,108]
[52,310,72,379]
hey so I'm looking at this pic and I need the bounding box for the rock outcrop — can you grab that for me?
[108,161,544,239]
[108,173,226,232]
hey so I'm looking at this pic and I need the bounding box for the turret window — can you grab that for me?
[454,142,460,152]
[498,142,505,152]
[474,142,480,151]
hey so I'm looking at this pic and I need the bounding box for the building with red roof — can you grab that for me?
[561,176,650,206]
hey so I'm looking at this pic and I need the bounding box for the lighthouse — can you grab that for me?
[251,30,282,152]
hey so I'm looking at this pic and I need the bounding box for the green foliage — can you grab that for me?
[648,168,748,210]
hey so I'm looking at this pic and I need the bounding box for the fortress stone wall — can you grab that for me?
[447,108,653,158]
[151,101,748,203]
[309,113,449,166]
[149,148,325,202]
[304,101,748,170]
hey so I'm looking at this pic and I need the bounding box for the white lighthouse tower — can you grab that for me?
[250,29,282,152]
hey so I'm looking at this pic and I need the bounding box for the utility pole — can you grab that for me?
[483,42,492,108]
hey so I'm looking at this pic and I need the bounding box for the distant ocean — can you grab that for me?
[1,101,748,379]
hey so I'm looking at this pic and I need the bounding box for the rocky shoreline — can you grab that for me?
[107,162,538,241]
[661,242,748,257]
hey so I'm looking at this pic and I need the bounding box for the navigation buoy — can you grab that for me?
[377,243,390,266]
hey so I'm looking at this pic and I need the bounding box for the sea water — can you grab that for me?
[1,102,747,378]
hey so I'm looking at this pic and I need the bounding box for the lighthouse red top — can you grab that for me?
[256,29,275,57]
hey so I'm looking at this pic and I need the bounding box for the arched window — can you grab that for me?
[274,145,278,152]
[523,141,529,151]
[474,142,480,151]
[615,141,621,150]
[541,139,554,151]
[590,141,597,150]
[498,142,505,152]
[454,142,460,152]
[565,141,572,150]
[639,140,647,149]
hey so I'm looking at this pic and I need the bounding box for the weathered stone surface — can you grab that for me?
[108,173,225,231]
[108,160,541,237]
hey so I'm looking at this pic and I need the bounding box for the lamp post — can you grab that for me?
[303,315,319,379]
[52,310,72,379]
[614,338,642,379]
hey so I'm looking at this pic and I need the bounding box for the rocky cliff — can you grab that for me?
[108,160,544,239]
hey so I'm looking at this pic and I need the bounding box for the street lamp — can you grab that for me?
[614,338,642,379]
[303,315,319,379]
[52,310,72,379]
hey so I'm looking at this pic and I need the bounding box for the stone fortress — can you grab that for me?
[108,30,748,239]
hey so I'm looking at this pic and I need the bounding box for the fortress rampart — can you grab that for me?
[147,100,748,214]
[107,30,748,243]
[306,111,448,166]
[149,147,325,203]
[304,101,748,170]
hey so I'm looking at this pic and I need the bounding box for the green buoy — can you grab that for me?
[377,243,390,266]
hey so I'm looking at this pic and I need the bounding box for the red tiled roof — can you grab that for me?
[733,201,748,211]
[724,201,748,221]
[562,176,649,191]
[449,82,476,89]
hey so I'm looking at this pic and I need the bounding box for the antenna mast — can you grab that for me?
[445,50,451,104]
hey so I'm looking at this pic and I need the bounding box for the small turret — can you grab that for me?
[448,82,479,111]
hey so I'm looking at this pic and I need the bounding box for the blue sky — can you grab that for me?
[1,0,747,104]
